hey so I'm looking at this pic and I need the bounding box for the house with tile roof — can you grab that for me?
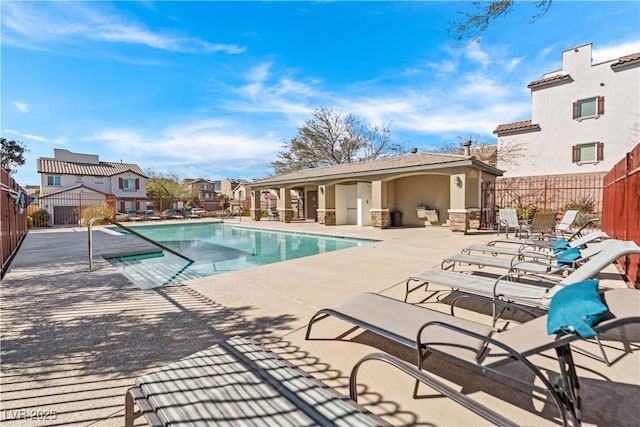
[37,149,147,225]
[494,43,639,178]
[248,149,503,232]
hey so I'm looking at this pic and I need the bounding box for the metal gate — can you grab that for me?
[480,180,496,229]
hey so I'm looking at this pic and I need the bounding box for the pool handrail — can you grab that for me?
[88,216,194,271]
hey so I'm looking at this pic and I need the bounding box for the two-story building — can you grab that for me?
[495,43,639,177]
[37,149,147,225]
[185,178,219,211]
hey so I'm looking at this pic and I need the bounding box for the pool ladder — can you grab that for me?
[88,216,194,271]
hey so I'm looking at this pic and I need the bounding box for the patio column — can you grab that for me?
[278,187,294,223]
[250,189,262,221]
[371,180,390,228]
[448,173,469,233]
[317,184,336,225]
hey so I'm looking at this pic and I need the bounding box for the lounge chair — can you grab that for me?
[556,210,580,237]
[126,209,142,221]
[306,288,640,426]
[462,230,610,258]
[405,241,640,326]
[125,336,391,427]
[497,208,525,238]
[443,238,622,275]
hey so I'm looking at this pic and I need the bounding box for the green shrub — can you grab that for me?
[82,204,114,226]
[564,197,595,214]
[30,209,51,228]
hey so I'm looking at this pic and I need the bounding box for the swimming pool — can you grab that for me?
[106,223,375,288]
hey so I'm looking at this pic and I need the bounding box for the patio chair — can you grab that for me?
[497,208,524,239]
[519,211,557,239]
[125,336,391,427]
[404,240,640,330]
[556,210,580,237]
[307,288,640,427]
[267,205,279,221]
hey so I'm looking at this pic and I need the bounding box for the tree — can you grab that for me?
[448,1,552,44]
[272,108,402,175]
[1,138,28,174]
[146,171,199,211]
[434,135,525,167]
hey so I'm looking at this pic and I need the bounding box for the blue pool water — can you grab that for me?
[106,223,375,288]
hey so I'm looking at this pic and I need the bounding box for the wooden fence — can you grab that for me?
[602,144,640,287]
[1,168,28,278]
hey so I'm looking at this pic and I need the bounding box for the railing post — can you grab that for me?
[87,215,193,272]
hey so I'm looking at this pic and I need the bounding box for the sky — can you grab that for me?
[2,1,640,186]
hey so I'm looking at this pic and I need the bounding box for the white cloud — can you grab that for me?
[463,40,491,67]
[85,119,283,178]
[22,134,46,142]
[1,2,246,56]
[593,40,640,63]
[13,101,29,113]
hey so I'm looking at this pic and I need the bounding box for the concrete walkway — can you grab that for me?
[1,219,638,426]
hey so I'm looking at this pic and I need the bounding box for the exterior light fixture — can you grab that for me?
[454,176,463,188]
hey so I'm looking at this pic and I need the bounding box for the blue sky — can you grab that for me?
[3,1,639,186]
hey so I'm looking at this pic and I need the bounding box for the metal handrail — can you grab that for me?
[88,216,193,271]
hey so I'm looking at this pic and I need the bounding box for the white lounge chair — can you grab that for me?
[444,238,621,275]
[405,241,640,327]
[125,336,391,427]
[307,288,640,427]
[462,230,610,258]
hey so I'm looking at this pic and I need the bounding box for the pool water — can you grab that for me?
[106,223,374,288]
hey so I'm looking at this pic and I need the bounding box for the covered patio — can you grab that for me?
[249,151,503,233]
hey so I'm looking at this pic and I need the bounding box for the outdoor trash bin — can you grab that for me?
[390,211,403,227]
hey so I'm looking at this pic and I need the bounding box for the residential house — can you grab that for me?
[185,178,219,211]
[495,43,639,177]
[37,149,147,226]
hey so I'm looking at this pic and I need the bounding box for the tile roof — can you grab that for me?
[493,120,541,135]
[527,73,572,89]
[611,52,640,69]
[252,152,501,186]
[39,184,109,198]
[37,158,147,178]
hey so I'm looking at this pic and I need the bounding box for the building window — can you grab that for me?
[95,176,103,184]
[119,177,139,191]
[47,176,61,186]
[572,142,604,164]
[573,96,604,120]
[75,176,84,183]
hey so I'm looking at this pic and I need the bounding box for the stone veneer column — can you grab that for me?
[317,208,336,225]
[370,208,390,229]
[250,190,262,221]
[279,209,295,223]
[467,208,481,230]
[448,209,469,233]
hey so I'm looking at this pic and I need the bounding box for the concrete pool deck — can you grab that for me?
[1,218,638,426]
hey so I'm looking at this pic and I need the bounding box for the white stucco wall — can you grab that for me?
[498,43,639,177]
[356,182,372,226]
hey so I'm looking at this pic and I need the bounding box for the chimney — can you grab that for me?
[462,140,471,156]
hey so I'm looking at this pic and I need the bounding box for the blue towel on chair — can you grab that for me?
[552,238,570,254]
[557,247,581,267]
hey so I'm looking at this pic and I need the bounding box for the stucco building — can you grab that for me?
[249,149,502,232]
[37,149,147,225]
[495,43,639,177]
